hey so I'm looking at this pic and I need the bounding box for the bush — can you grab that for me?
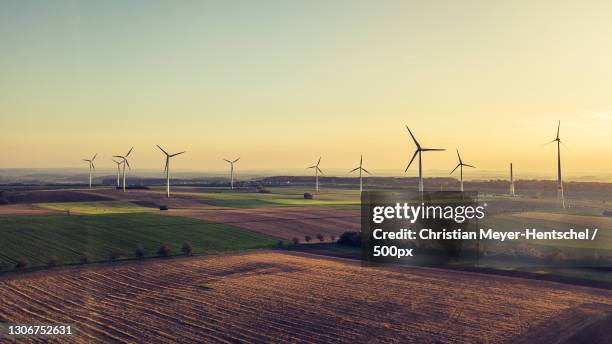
[304,235,312,243]
[135,245,146,259]
[47,256,59,268]
[258,188,271,194]
[15,258,29,269]
[292,237,300,245]
[79,253,91,264]
[330,234,336,242]
[159,205,169,211]
[303,193,313,199]
[157,244,171,257]
[337,231,361,246]
[277,240,284,247]
[181,242,193,256]
[108,252,121,261]
[316,233,324,242]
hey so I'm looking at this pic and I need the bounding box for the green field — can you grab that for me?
[36,201,155,214]
[177,187,361,208]
[0,213,284,272]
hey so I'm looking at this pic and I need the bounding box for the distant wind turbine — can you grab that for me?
[223,158,240,189]
[509,163,516,196]
[157,145,186,197]
[307,157,323,192]
[82,153,97,189]
[113,147,133,192]
[450,149,475,192]
[112,159,123,188]
[349,155,370,192]
[405,126,445,192]
[544,121,565,208]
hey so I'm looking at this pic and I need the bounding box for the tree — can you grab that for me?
[181,242,193,255]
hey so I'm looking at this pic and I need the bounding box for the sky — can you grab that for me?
[1,0,611,180]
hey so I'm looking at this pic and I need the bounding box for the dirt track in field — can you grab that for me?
[165,207,360,240]
[0,251,610,343]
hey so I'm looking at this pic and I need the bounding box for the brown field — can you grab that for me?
[165,207,360,240]
[1,251,610,343]
[0,204,57,216]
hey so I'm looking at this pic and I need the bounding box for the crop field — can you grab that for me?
[173,187,361,208]
[166,206,360,241]
[35,201,156,215]
[0,252,610,343]
[0,213,282,271]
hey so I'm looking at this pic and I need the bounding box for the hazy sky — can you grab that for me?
[1,1,611,179]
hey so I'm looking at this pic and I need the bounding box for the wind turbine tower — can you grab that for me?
[349,155,370,192]
[83,153,97,189]
[450,149,475,192]
[157,145,186,197]
[307,157,323,192]
[112,159,122,188]
[113,147,133,192]
[510,163,516,196]
[405,126,445,192]
[545,121,565,208]
[223,158,240,189]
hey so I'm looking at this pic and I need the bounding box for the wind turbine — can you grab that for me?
[450,149,475,192]
[82,153,97,189]
[349,155,370,192]
[405,126,445,192]
[223,158,240,189]
[307,157,323,192]
[113,147,133,192]
[157,145,185,197]
[544,121,565,208]
[509,163,516,196]
[112,159,123,188]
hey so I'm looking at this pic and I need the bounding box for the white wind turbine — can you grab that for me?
[83,153,97,189]
[307,157,323,192]
[405,126,445,192]
[450,149,475,192]
[544,121,565,208]
[113,147,133,192]
[509,163,516,196]
[349,155,371,192]
[223,158,240,189]
[112,159,123,188]
[157,145,186,197]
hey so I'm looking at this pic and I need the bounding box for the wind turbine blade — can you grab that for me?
[112,159,120,164]
[349,167,359,173]
[171,151,186,157]
[541,140,556,147]
[421,148,445,151]
[405,150,419,172]
[317,157,321,166]
[362,168,371,175]
[113,155,123,158]
[405,126,421,148]
[124,159,131,169]
[156,144,169,156]
[83,159,89,162]
[456,149,461,163]
[556,120,560,140]
[233,157,240,163]
[224,159,232,163]
[307,166,316,169]
[91,163,96,170]
[360,155,363,165]
[464,164,476,168]
[92,153,97,161]
[164,159,168,173]
[450,164,460,174]
[126,147,133,157]
[317,167,323,174]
